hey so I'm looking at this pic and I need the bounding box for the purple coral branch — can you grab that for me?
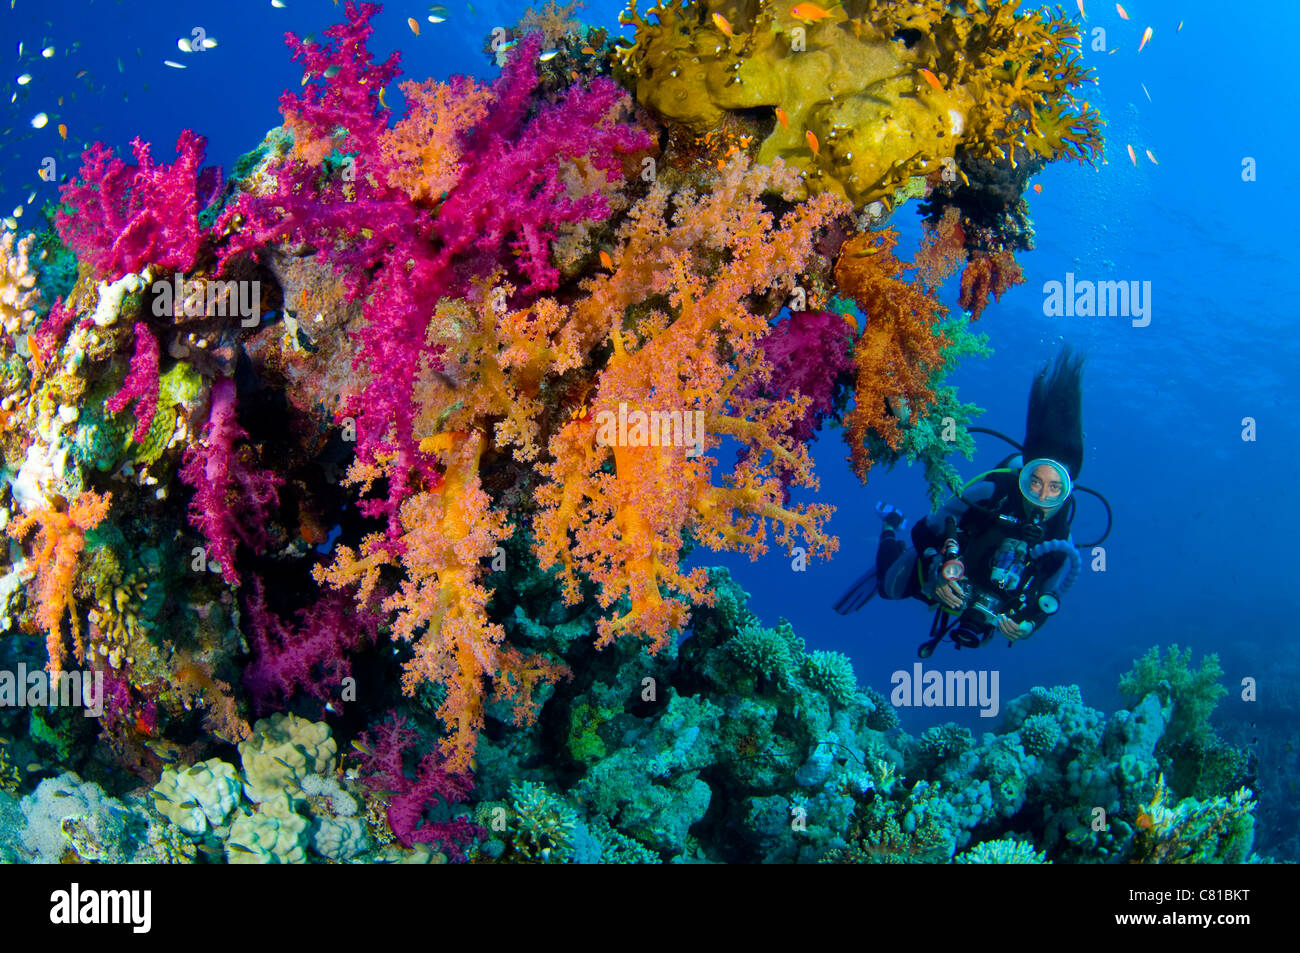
[105,323,160,443]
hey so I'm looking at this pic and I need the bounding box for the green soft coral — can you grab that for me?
[1119,645,1227,749]
[615,0,1100,208]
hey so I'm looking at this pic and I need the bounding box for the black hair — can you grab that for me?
[1023,344,1085,479]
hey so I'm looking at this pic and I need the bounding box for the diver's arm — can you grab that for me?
[910,483,996,553]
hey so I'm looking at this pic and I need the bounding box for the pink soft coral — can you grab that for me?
[353,714,483,860]
[105,323,160,443]
[56,129,213,276]
[178,378,282,582]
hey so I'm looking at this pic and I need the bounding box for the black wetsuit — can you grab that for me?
[875,472,1074,637]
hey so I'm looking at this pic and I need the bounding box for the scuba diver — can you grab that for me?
[833,344,1112,658]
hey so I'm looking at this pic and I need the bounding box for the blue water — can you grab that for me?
[4,0,1297,852]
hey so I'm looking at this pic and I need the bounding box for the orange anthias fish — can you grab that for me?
[408,17,420,35]
[1135,811,1154,832]
[712,12,734,38]
[775,106,789,129]
[1138,26,1152,52]
[806,129,819,156]
[790,2,838,24]
[1115,3,1129,20]
[1033,183,1043,194]
[919,68,943,91]
[57,123,67,140]
[1126,143,1137,166]
[599,250,613,270]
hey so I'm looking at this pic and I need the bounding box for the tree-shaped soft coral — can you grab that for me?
[532,155,849,651]
[834,229,951,480]
[55,129,213,277]
[6,489,112,674]
[316,431,566,772]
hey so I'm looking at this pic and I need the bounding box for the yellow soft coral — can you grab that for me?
[7,489,112,675]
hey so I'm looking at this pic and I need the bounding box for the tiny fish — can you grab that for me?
[1076,0,1085,18]
[790,3,837,23]
[16,73,31,85]
[271,0,286,8]
[150,789,173,801]
[41,46,54,59]
[1145,149,1158,165]
[539,49,559,61]
[164,60,187,69]
[775,105,789,129]
[581,45,597,55]
[1126,143,1136,165]
[378,86,388,108]
[178,37,193,53]
[1177,20,1183,32]
[919,67,943,90]
[117,56,124,73]
[323,65,341,78]
[178,799,199,809]
[30,111,47,129]
[1115,3,1128,20]
[1107,48,1118,55]
[806,128,819,156]
[53,790,72,798]
[712,12,734,38]
[1140,82,1151,101]
[227,842,255,853]
[57,122,66,140]
[1138,26,1152,53]
[599,250,613,269]
[842,312,858,334]
[428,10,448,24]
[75,70,88,79]
[26,762,43,772]
[1033,183,1042,193]
[408,16,420,35]
[1135,811,1153,831]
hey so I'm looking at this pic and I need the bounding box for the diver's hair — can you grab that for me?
[1023,344,1085,478]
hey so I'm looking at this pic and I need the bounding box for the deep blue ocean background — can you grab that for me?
[3,0,1297,855]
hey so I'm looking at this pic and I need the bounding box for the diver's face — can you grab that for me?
[1028,464,1064,508]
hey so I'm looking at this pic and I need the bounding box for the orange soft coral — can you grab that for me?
[7,490,112,675]
[378,77,494,205]
[913,207,967,292]
[315,431,566,771]
[533,155,848,650]
[959,249,1025,319]
[834,230,950,480]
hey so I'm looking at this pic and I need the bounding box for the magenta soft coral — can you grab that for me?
[178,378,282,582]
[105,323,160,443]
[216,5,647,535]
[353,714,483,859]
[56,129,213,276]
[242,579,380,716]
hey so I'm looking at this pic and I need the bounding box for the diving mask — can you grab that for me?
[1018,458,1072,515]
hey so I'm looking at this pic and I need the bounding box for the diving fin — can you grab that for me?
[832,565,878,615]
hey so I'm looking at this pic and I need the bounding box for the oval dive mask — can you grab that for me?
[1018,458,1073,515]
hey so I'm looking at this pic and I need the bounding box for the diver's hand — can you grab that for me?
[997,615,1033,640]
[934,580,966,611]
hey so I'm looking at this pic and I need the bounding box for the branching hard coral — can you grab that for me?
[6,489,111,675]
[615,0,1101,208]
[533,154,848,652]
[834,229,950,480]
[178,378,282,582]
[55,130,214,277]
